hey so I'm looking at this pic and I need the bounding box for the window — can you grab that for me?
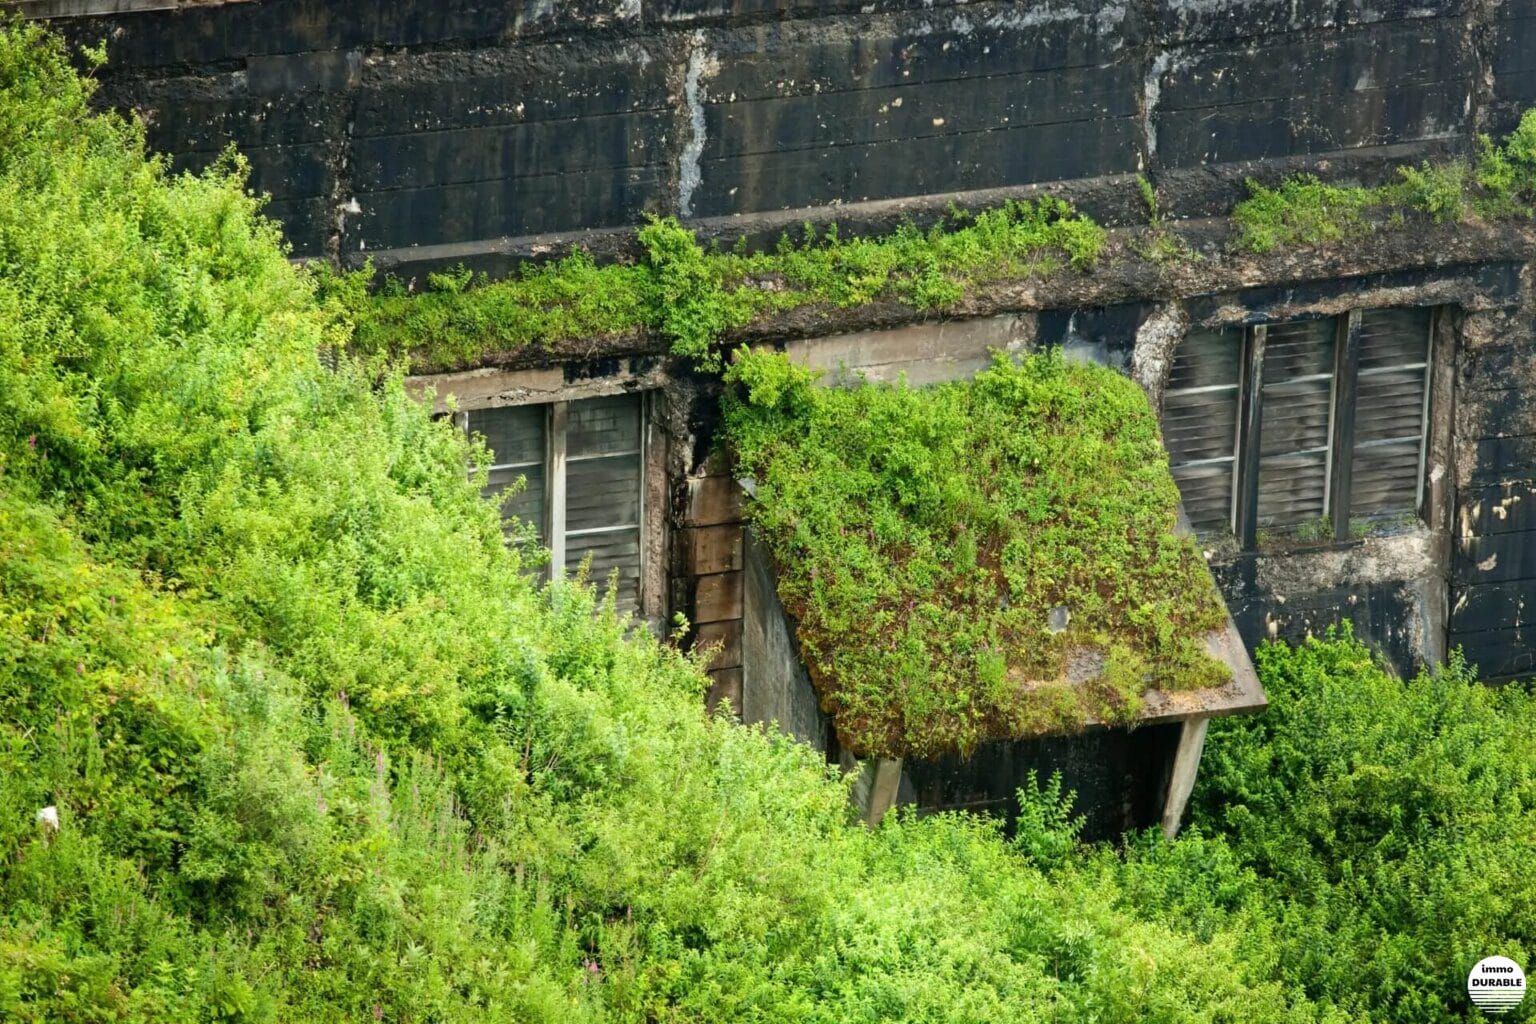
[1163,307,1434,547]
[464,393,647,612]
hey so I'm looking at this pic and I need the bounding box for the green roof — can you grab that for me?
[722,349,1231,760]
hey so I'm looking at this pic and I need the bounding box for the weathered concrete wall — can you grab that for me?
[905,723,1183,841]
[740,529,827,747]
[1450,277,1536,682]
[39,0,1532,272]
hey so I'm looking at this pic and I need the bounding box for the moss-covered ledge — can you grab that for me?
[391,216,1536,379]
[718,348,1259,761]
[373,110,1536,377]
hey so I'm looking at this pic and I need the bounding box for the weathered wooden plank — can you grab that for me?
[1159,19,1465,111]
[703,62,1137,161]
[694,620,743,670]
[353,163,665,250]
[693,571,744,625]
[1459,386,1536,441]
[1155,80,1471,167]
[705,667,743,716]
[705,10,1129,100]
[1470,436,1536,485]
[1450,578,1536,633]
[685,524,744,576]
[352,111,673,192]
[683,475,744,529]
[1457,480,1536,539]
[1458,345,1536,391]
[1493,12,1536,75]
[169,143,333,201]
[693,116,1139,216]
[1447,626,1536,680]
[353,52,672,138]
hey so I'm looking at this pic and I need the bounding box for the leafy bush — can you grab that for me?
[6,20,1534,1024]
[1194,634,1536,1023]
[1231,175,1380,252]
[0,21,1289,1024]
[1476,109,1536,218]
[1073,631,1536,1024]
[1234,112,1536,252]
[721,349,1228,758]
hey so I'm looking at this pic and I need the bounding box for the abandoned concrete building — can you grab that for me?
[30,0,1536,836]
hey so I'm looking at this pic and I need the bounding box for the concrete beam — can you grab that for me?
[1160,716,1209,839]
[855,757,904,828]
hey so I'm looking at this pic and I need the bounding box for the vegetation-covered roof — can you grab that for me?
[722,350,1230,759]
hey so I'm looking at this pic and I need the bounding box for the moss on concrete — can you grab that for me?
[353,201,1105,371]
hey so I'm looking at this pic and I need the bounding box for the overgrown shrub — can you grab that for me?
[1071,631,1536,1024]
[1475,109,1536,217]
[1234,112,1536,252]
[5,20,1534,1024]
[0,21,1289,1024]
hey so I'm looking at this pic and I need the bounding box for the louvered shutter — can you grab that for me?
[1349,308,1431,519]
[1163,326,1243,536]
[469,404,546,542]
[564,393,644,613]
[1256,317,1336,529]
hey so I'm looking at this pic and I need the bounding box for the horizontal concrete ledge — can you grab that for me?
[347,172,1153,281]
[1130,614,1267,727]
[348,140,1461,284]
[400,218,1533,382]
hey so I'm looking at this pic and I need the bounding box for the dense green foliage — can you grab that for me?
[356,200,1105,371]
[1066,632,1536,1024]
[4,23,1535,1024]
[0,22,1279,1024]
[1233,110,1536,252]
[720,349,1228,758]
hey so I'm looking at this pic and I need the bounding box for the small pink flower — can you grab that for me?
[27,436,36,449]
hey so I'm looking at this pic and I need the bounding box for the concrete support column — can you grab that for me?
[1160,716,1210,839]
[852,757,904,827]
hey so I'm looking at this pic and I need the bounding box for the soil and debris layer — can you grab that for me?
[720,348,1230,760]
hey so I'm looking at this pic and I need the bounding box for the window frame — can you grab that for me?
[1176,307,1437,551]
[457,392,653,607]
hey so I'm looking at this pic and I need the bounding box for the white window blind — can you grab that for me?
[1350,307,1432,520]
[1162,307,1434,546]
[1256,317,1336,530]
[1164,326,1243,535]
